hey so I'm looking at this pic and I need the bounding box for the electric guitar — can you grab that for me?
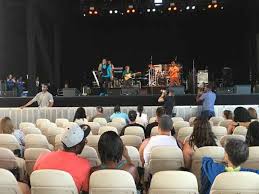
[124,72,141,81]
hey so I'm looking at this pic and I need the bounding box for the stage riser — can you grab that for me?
[1,105,258,128]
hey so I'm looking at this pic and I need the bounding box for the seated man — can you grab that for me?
[139,115,178,165]
[120,110,145,136]
[201,139,259,194]
[110,105,129,123]
[145,107,165,138]
[89,106,108,122]
[33,125,91,194]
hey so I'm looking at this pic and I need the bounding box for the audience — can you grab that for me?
[110,105,129,123]
[228,107,251,134]
[201,139,259,194]
[223,110,233,120]
[183,117,218,169]
[120,110,145,136]
[136,105,148,127]
[0,117,25,156]
[73,107,88,125]
[139,115,178,165]
[246,121,259,146]
[89,106,108,122]
[33,125,91,194]
[248,107,257,120]
[91,131,139,184]
[145,107,166,138]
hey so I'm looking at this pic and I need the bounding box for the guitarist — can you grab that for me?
[122,66,133,87]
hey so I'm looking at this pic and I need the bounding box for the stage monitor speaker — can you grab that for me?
[63,88,80,97]
[108,88,121,96]
[121,87,140,96]
[234,85,251,94]
[172,86,185,95]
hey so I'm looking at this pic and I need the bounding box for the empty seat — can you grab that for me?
[46,127,65,146]
[22,127,42,135]
[149,117,156,124]
[112,118,126,126]
[242,147,259,169]
[24,148,51,176]
[212,126,227,140]
[19,122,35,130]
[93,118,107,127]
[86,135,101,152]
[89,170,137,194]
[0,168,22,194]
[150,126,159,137]
[124,146,141,167]
[36,119,50,129]
[54,134,63,151]
[210,117,225,126]
[120,135,142,149]
[219,119,233,128]
[210,172,259,194]
[177,127,193,143]
[124,126,145,140]
[25,134,53,150]
[173,121,190,134]
[149,171,199,194]
[191,146,224,189]
[106,122,124,135]
[233,126,248,136]
[64,122,79,129]
[86,122,101,135]
[0,148,26,181]
[220,134,245,147]
[79,145,100,167]
[30,169,78,194]
[0,134,21,152]
[172,117,184,123]
[146,146,184,175]
[98,126,118,135]
[55,118,69,128]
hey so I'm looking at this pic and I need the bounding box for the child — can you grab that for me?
[201,139,259,194]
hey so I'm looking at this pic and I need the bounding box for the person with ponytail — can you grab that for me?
[136,105,148,127]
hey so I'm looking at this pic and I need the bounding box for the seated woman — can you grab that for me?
[228,107,251,134]
[73,107,88,125]
[246,121,259,146]
[136,105,148,127]
[248,107,258,120]
[223,110,233,120]
[183,117,218,170]
[0,117,25,156]
[91,131,139,184]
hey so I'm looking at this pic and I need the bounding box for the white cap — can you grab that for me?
[61,126,85,148]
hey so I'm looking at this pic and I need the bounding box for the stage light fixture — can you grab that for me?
[132,9,136,13]
[127,9,130,13]
[192,6,196,10]
[168,7,172,11]
[213,4,218,8]
[147,8,151,12]
[83,13,86,16]
[109,10,113,14]
[94,10,98,15]
[152,8,156,12]
[114,10,118,14]
[221,6,224,10]
[186,6,190,10]
[208,4,212,8]
[173,6,177,11]
[89,11,93,15]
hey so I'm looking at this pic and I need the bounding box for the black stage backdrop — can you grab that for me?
[0,0,258,92]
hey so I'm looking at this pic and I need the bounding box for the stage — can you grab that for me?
[0,94,259,107]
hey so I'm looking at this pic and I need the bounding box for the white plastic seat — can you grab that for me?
[30,169,78,194]
[25,134,53,150]
[63,122,79,129]
[233,126,248,136]
[46,127,65,146]
[191,146,225,189]
[120,135,142,149]
[79,145,100,167]
[150,126,159,137]
[149,171,199,194]
[210,172,259,194]
[22,127,42,135]
[89,170,137,194]
[0,134,21,152]
[172,117,184,123]
[86,135,101,152]
[86,122,101,135]
[242,147,259,169]
[24,148,51,176]
[146,146,184,175]
[124,146,141,167]
[19,122,35,130]
[93,118,107,127]
[212,126,227,140]
[98,126,118,135]
[173,121,190,135]
[36,119,51,129]
[177,127,193,143]
[106,122,124,135]
[0,168,22,194]
[124,126,145,140]
[112,117,126,126]
[55,118,69,128]
[220,134,245,147]
[149,117,156,124]
[210,117,225,126]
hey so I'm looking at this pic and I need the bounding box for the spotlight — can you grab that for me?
[83,13,86,16]
[186,6,190,10]
[192,6,196,10]
[208,4,212,8]
[109,10,113,14]
[147,8,151,12]
[152,8,156,12]
[173,7,177,11]
[94,10,98,15]
[220,6,224,10]
[127,9,130,13]
[89,11,93,15]
[132,9,136,13]
[214,4,218,8]
[168,7,172,11]
[114,10,118,14]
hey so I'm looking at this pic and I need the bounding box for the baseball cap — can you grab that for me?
[61,126,86,148]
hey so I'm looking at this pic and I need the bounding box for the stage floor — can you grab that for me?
[0,94,259,107]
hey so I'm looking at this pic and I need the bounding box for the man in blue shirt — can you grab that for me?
[98,59,112,96]
[110,105,129,124]
[196,83,216,119]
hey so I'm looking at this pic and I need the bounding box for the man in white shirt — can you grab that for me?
[139,115,178,165]
[21,83,54,108]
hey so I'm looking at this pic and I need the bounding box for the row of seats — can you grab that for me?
[1,167,259,194]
